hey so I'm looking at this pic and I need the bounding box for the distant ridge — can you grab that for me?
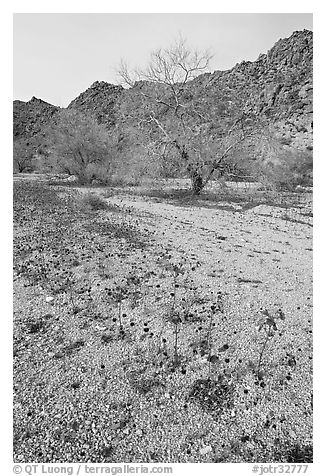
[13,29,312,152]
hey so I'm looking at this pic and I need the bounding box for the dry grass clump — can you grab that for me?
[79,192,109,211]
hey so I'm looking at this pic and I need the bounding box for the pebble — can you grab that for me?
[95,325,107,331]
[200,445,212,456]
[13,180,313,463]
[111,422,121,430]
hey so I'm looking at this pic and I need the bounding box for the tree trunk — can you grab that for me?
[77,172,89,185]
[173,140,205,195]
[191,171,204,195]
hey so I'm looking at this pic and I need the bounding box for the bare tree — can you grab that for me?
[118,37,258,194]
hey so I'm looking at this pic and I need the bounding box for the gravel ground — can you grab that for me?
[13,177,313,463]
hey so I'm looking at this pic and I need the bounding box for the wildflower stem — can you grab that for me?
[257,327,272,376]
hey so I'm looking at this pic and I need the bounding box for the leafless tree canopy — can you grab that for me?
[120,37,211,87]
[118,38,258,194]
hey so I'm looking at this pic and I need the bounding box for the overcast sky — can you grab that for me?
[13,13,313,107]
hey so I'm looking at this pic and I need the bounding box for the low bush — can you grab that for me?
[261,149,313,191]
[45,110,116,185]
[13,138,35,173]
[80,192,109,211]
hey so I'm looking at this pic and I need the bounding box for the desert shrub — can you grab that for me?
[270,441,313,463]
[79,192,108,211]
[81,162,114,185]
[45,110,116,185]
[252,126,313,191]
[188,376,235,419]
[13,138,35,173]
[283,149,312,188]
[111,142,162,187]
[261,149,313,190]
[285,443,313,463]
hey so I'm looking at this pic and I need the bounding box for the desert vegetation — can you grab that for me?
[42,109,118,185]
[13,175,313,463]
[13,32,313,464]
[116,38,311,194]
[13,138,36,173]
[13,35,313,193]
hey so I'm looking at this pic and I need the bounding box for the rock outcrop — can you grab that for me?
[13,97,59,141]
[189,29,312,150]
[67,81,123,126]
[13,30,312,154]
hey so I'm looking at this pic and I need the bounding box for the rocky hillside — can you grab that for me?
[13,30,312,152]
[187,30,312,150]
[13,97,59,141]
[67,81,123,126]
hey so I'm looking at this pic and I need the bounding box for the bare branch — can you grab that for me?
[117,59,135,88]
[116,37,259,194]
